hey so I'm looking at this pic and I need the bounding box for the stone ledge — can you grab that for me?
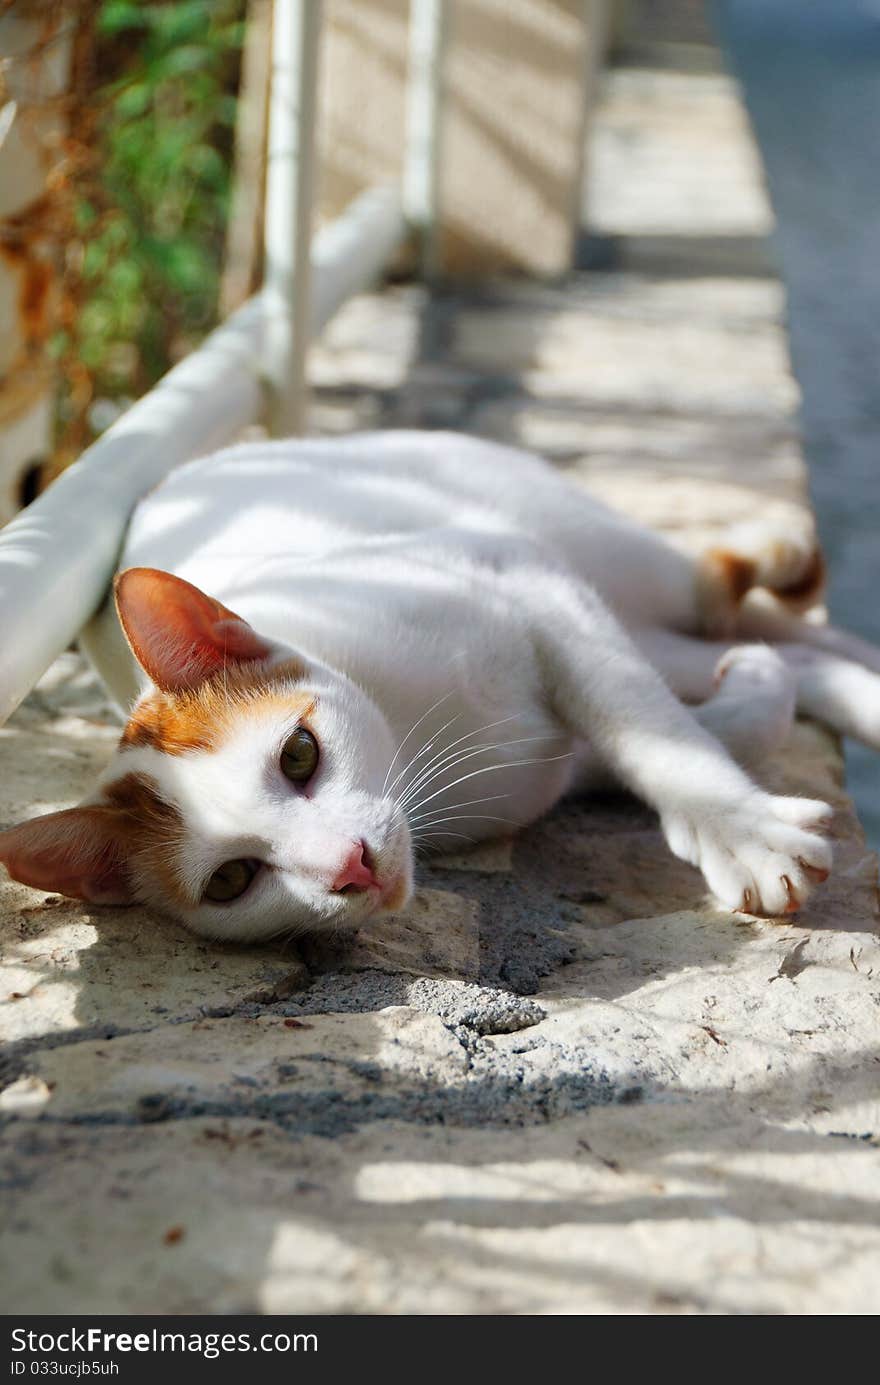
[2,631,878,1314]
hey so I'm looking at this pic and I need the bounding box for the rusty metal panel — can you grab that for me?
[0,8,72,522]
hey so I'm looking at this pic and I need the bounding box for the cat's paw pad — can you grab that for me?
[662,793,833,916]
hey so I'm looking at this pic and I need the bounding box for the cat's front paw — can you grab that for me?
[662,792,833,916]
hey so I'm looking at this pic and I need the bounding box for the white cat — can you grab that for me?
[5,428,876,941]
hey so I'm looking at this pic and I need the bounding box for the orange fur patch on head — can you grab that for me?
[103,771,190,909]
[120,659,311,756]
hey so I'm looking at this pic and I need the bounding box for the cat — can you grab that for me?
[4,428,879,942]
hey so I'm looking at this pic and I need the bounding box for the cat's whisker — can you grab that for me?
[385,692,505,798]
[406,791,512,824]
[394,713,526,809]
[408,801,513,826]
[414,840,443,859]
[414,812,523,832]
[405,752,574,818]
[382,690,456,796]
[398,735,552,812]
[399,735,569,814]
[412,829,477,851]
[385,710,462,802]
[402,726,569,798]
[264,918,297,945]
[393,709,543,808]
[274,925,301,951]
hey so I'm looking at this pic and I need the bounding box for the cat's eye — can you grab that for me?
[280,727,319,784]
[203,858,258,903]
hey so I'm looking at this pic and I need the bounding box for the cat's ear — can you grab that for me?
[0,806,133,905]
[114,567,272,693]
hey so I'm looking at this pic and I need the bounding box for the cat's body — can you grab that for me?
[84,429,696,711]
[6,429,879,940]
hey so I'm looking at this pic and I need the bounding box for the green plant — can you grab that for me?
[59,0,245,448]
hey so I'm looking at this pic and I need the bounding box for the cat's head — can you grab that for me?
[0,568,413,941]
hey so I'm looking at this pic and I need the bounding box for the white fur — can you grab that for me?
[76,429,871,937]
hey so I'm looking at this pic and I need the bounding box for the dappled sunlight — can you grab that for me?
[259,1221,366,1314]
[1,918,88,1043]
[354,1157,623,1206]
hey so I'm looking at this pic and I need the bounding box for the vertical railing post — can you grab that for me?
[403,0,448,278]
[263,0,322,436]
[575,0,611,258]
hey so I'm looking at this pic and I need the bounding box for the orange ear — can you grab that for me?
[114,568,272,693]
[0,807,133,905]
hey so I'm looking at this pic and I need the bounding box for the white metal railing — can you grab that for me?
[403,0,447,278]
[262,0,322,435]
[0,184,405,726]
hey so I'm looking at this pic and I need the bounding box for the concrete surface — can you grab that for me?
[2,65,880,1315]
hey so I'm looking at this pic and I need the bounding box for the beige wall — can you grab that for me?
[317,0,599,276]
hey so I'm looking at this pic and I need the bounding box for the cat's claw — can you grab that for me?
[662,792,833,917]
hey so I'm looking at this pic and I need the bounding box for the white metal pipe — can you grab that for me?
[263,0,322,436]
[0,294,264,726]
[0,185,406,727]
[574,0,611,257]
[403,0,448,277]
[310,185,407,331]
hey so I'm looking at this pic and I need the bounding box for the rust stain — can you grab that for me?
[0,240,54,349]
[0,193,58,350]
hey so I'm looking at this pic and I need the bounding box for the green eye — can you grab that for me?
[281,727,319,784]
[204,858,258,903]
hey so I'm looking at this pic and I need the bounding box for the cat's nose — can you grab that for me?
[330,839,379,894]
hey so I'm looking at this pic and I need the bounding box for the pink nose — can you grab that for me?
[330,840,379,894]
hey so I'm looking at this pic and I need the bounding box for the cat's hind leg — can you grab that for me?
[634,631,797,767]
[695,645,797,766]
[779,644,880,749]
[640,623,880,754]
[737,600,880,676]
[568,641,796,792]
[695,513,825,637]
